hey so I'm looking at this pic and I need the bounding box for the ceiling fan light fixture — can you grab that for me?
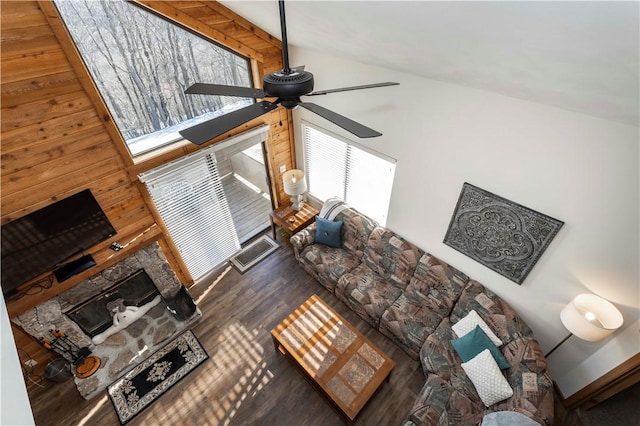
[180,0,398,143]
[262,70,314,99]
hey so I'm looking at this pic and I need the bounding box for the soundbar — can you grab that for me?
[54,254,96,282]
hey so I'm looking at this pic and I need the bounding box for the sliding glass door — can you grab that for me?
[139,126,271,280]
[140,151,240,279]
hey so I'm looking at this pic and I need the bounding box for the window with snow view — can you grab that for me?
[54,0,253,156]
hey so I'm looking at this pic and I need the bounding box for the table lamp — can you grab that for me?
[283,169,307,211]
[546,293,624,357]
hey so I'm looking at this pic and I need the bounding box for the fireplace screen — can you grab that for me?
[66,269,160,337]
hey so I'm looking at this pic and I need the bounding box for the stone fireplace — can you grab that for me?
[12,242,201,399]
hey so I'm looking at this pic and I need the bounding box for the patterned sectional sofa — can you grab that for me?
[290,206,554,425]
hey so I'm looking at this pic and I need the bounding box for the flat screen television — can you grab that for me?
[1,189,116,296]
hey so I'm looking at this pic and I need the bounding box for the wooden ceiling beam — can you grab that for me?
[201,1,282,49]
[133,0,264,62]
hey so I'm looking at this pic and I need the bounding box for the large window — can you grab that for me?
[139,126,270,279]
[54,0,253,156]
[302,122,396,225]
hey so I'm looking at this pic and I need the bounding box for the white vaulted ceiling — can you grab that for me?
[220,1,639,127]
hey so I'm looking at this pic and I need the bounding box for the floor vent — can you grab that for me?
[229,235,280,273]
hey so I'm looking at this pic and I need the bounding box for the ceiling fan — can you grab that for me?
[179,0,398,145]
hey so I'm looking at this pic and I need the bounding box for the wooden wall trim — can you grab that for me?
[193,1,282,50]
[133,0,264,62]
[157,235,192,287]
[563,352,640,410]
[128,115,280,174]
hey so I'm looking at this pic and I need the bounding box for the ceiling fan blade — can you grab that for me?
[307,82,399,96]
[185,83,266,98]
[292,65,305,72]
[179,101,278,145]
[298,102,382,138]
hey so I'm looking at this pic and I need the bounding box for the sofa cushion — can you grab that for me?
[379,253,469,361]
[406,374,453,425]
[335,208,378,258]
[420,318,460,380]
[315,216,343,248]
[405,253,469,305]
[335,263,403,328]
[297,245,363,292]
[407,374,485,426]
[451,280,534,346]
[493,337,554,425]
[363,227,423,290]
[290,222,317,260]
[378,292,447,360]
[451,326,510,369]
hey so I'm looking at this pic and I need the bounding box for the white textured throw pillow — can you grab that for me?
[481,411,541,426]
[461,349,514,407]
[452,310,503,346]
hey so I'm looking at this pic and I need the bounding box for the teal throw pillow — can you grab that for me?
[315,216,343,248]
[450,325,510,370]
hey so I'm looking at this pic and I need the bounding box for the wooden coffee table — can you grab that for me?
[271,294,395,423]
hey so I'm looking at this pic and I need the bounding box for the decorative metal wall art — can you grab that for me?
[444,183,563,284]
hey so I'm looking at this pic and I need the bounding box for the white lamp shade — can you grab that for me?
[283,169,307,196]
[560,294,624,342]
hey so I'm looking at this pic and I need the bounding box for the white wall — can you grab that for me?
[290,47,639,397]
[1,298,35,425]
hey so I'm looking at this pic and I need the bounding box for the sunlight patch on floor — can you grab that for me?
[233,172,263,194]
[194,265,232,305]
[232,172,270,201]
[208,322,274,425]
[78,395,108,426]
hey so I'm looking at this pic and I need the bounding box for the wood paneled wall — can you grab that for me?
[1,0,295,325]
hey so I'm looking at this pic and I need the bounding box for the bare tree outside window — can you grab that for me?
[54,0,253,156]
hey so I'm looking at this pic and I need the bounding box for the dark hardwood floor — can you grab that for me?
[27,243,424,425]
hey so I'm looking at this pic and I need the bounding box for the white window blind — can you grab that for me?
[139,126,269,279]
[302,122,396,225]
